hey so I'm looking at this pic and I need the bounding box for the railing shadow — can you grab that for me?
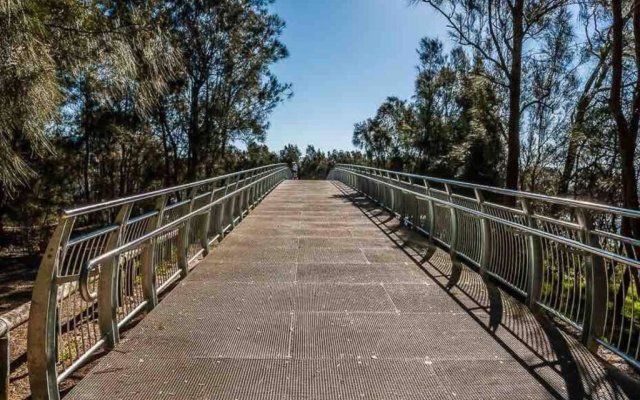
[330,180,640,400]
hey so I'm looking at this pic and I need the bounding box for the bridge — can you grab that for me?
[3,164,640,399]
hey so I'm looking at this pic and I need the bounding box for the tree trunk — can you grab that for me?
[610,0,640,325]
[505,0,524,198]
[558,52,609,196]
[187,81,202,181]
[156,106,173,187]
[611,0,640,238]
[119,143,127,196]
[82,79,92,203]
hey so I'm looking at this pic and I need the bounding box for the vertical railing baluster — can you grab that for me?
[475,189,492,276]
[230,175,241,227]
[213,182,225,241]
[422,180,437,261]
[177,187,197,277]
[141,195,167,310]
[445,183,462,288]
[198,187,216,256]
[246,170,257,213]
[248,171,256,207]
[98,203,133,348]
[407,178,419,226]
[236,173,246,222]
[384,171,390,208]
[576,209,607,351]
[521,198,543,309]
[0,322,8,400]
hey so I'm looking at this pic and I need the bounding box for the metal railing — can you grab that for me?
[26,164,290,399]
[1,303,30,400]
[330,164,640,371]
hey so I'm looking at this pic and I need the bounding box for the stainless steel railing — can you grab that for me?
[330,164,640,371]
[1,303,30,400]
[27,164,290,399]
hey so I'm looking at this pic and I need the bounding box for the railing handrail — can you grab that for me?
[336,163,640,219]
[0,303,30,337]
[63,163,287,217]
[78,166,289,302]
[1,303,31,400]
[334,166,640,269]
[26,164,291,399]
[331,165,640,372]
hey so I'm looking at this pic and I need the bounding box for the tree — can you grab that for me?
[245,142,279,168]
[162,0,292,180]
[301,145,330,179]
[355,38,503,185]
[609,0,640,239]
[279,143,301,165]
[412,39,462,176]
[413,0,570,193]
[353,97,415,169]
[0,0,292,253]
[519,7,578,193]
[450,58,504,186]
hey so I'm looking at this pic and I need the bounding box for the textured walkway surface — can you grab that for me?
[67,181,638,399]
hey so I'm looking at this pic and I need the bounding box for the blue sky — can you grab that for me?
[265,0,449,153]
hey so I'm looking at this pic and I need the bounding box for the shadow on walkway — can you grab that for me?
[331,181,640,400]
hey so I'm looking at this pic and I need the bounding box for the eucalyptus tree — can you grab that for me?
[245,142,279,168]
[519,7,578,194]
[0,0,178,193]
[162,0,291,180]
[412,0,571,193]
[279,143,302,166]
[353,37,503,183]
[450,57,504,186]
[0,0,84,198]
[609,0,640,239]
[412,39,461,175]
[352,97,415,169]
[301,145,330,179]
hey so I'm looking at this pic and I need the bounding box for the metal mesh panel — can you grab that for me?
[484,202,529,293]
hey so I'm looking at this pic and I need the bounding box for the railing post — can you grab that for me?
[247,171,257,209]
[219,177,234,237]
[0,321,8,400]
[576,209,607,351]
[398,176,408,224]
[422,180,437,261]
[393,174,402,216]
[230,176,240,228]
[99,203,132,349]
[445,183,462,288]
[406,178,419,226]
[216,180,229,240]
[199,187,218,256]
[521,198,543,309]
[475,189,492,276]
[141,195,166,311]
[28,216,76,400]
[245,171,256,213]
[235,173,246,222]
[382,172,389,207]
[177,188,197,276]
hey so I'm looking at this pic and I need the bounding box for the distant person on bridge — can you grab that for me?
[291,162,299,180]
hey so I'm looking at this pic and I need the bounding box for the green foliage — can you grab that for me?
[0,0,291,250]
[353,38,504,186]
[300,146,329,179]
[279,143,301,165]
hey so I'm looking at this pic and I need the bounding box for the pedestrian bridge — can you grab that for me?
[8,164,640,399]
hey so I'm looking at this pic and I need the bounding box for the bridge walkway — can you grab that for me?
[66,180,636,399]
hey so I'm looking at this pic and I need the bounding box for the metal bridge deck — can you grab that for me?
[66,181,637,399]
